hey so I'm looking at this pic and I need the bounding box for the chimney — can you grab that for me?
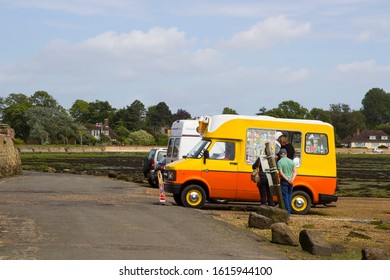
[104,118,109,128]
[356,128,360,136]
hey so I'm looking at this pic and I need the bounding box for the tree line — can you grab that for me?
[1,88,389,146]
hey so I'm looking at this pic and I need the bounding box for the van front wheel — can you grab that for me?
[292,190,311,215]
[181,185,206,208]
[173,193,183,206]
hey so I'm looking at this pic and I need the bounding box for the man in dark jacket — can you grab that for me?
[252,158,275,206]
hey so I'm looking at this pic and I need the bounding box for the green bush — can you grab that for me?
[13,138,25,145]
[129,130,156,145]
[156,133,168,146]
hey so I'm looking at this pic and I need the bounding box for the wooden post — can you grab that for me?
[157,170,166,203]
[264,142,285,210]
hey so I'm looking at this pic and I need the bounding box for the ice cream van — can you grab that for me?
[164,114,338,214]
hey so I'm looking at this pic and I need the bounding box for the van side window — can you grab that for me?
[173,138,180,158]
[209,141,235,160]
[305,133,329,154]
[167,138,174,158]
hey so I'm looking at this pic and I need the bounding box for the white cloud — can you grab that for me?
[0,27,223,88]
[78,27,194,55]
[226,16,311,50]
[356,30,371,42]
[335,60,390,83]
[277,67,310,83]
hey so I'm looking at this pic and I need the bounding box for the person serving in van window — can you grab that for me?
[277,148,296,216]
[279,135,295,160]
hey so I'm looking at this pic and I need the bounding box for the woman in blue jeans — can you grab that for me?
[277,148,296,215]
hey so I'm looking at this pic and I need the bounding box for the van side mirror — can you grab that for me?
[203,150,209,164]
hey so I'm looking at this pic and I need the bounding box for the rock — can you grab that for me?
[362,248,388,260]
[47,167,56,173]
[0,130,22,178]
[348,231,371,239]
[331,243,346,254]
[299,229,332,256]
[248,212,273,229]
[256,205,289,223]
[271,223,299,246]
[108,171,118,178]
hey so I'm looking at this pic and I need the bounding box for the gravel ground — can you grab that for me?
[145,186,390,260]
[205,197,390,260]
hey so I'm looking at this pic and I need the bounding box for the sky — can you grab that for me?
[1,0,390,117]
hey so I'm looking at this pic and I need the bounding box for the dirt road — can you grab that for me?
[0,171,285,260]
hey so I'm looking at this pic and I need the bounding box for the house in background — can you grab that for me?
[84,118,117,142]
[341,129,390,148]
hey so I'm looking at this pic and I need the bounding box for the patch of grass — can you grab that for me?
[370,219,383,225]
[302,224,315,229]
[376,224,390,230]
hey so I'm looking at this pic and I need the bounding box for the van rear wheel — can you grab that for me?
[181,185,206,208]
[292,190,311,215]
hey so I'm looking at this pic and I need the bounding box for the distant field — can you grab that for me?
[336,153,390,198]
[19,152,390,198]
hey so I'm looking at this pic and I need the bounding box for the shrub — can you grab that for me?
[129,130,156,145]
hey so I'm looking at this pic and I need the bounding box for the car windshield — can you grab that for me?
[186,140,210,159]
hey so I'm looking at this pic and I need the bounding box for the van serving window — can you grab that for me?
[246,128,278,164]
[305,133,329,154]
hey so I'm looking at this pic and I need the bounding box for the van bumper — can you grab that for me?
[318,194,338,204]
[164,182,182,195]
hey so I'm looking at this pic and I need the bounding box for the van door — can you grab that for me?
[201,141,238,199]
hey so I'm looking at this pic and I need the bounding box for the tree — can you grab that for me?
[69,99,91,123]
[26,107,77,144]
[361,88,390,128]
[222,107,238,115]
[69,99,116,124]
[30,91,60,108]
[113,100,146,131]
[145,102,172,132]
[114,125,131,143]
[328,103,366,141]
[256,107,267,116]
[1,93,32,140]
[310,108,332,123]
[88,100,116,124]
[259,100,311,119]
[172,109,192,121]
[129,130,155,145]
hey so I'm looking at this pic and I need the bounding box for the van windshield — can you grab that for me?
[186,140,210,159]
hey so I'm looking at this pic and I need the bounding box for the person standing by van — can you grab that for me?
[277,148,296,216]
[252,158,275,206]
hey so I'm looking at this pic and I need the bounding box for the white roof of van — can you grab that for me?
[204,114,332,133]
[170,119,200,137]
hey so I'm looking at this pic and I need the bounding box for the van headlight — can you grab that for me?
[164,170,176,181]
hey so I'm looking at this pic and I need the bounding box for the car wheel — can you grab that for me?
[147,177,155,187]
[181,184,206,208]
[173,193,183,206]
[292,190,311,215]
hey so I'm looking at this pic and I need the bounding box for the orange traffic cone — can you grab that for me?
[159,192,166,203]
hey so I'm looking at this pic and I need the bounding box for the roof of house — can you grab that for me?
[342,130,390,144]
[84,123,117,140]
